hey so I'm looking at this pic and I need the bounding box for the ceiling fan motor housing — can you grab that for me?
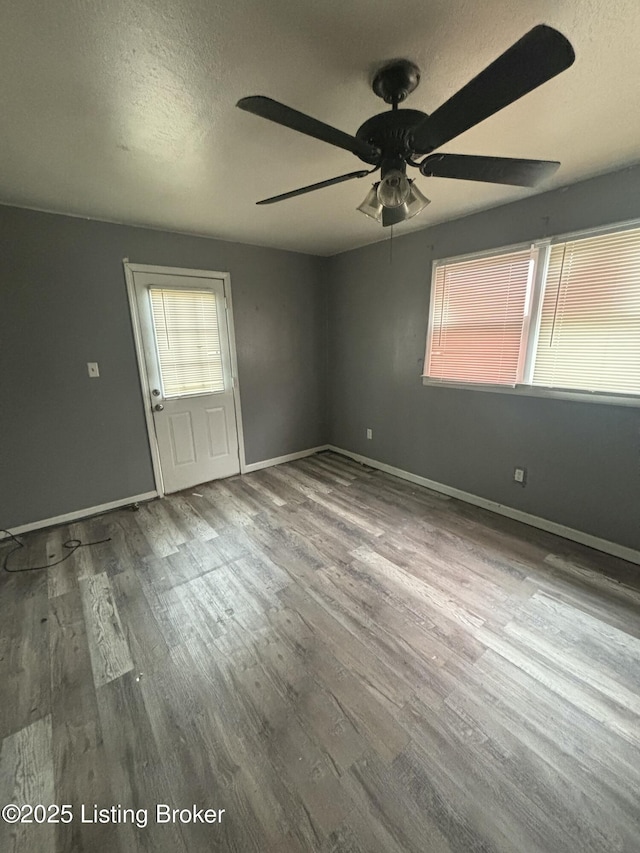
[355,110,428,170]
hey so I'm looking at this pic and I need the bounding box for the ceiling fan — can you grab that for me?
[237,25,575,226]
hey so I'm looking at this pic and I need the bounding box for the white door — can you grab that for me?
[130,268,241,493]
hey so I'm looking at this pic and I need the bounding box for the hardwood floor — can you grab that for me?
[1,451,639,852]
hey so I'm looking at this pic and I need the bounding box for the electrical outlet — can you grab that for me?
[366,428,373,440]
[514,467,526,485]
[87,362,100,378]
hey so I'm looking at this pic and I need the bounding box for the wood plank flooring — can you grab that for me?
[1,451,639,852]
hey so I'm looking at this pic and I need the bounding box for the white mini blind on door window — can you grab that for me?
[533,228,640,394]
[426,248,535,385]
[149,287,225,397]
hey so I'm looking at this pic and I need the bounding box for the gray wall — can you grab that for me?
[0,206,327,529]
[328,165,640,551]
[4,163,639,551]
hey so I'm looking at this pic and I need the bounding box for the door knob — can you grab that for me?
[153,403,164,411]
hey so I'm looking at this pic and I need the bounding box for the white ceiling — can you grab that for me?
[1,0,639,256]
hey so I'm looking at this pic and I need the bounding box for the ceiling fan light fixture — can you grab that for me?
[356,183,383,222]
[358,180,430,226]
[380,181,431,227]
[377,169,410,207]
[404,180,431,219]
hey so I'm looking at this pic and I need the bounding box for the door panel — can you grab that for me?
[131,270,240,493]
[206,406,230,457]
[168,412,196,465]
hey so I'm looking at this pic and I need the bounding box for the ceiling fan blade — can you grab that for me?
[411,25,575,154]
[256,170,371,205]
[419,154,560,186]
[237,96,379,163]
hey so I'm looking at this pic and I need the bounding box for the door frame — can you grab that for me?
[123,261,247,496]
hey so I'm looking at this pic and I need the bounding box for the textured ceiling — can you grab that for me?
[1,0,639,255]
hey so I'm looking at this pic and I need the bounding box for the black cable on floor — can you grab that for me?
[0,528,111,573]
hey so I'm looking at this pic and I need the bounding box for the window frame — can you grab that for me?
[422,217,640,407]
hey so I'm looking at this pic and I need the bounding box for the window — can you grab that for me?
[423,222,640,400]
[149,287,224,397]
[426,246,536,385]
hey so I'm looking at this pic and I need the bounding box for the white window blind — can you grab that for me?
[426,248,535,385]
[533,228,640,394]
[149,287,224,397]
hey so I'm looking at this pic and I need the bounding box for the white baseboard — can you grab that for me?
[243,445,330,474]
[1,491,158,539]
[327,445,640,566]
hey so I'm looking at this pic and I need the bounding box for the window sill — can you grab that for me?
[421,378,640,408]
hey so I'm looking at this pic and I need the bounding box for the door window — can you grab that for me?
[149,287,224,397]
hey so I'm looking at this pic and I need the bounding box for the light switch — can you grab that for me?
[87,362,100,378]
